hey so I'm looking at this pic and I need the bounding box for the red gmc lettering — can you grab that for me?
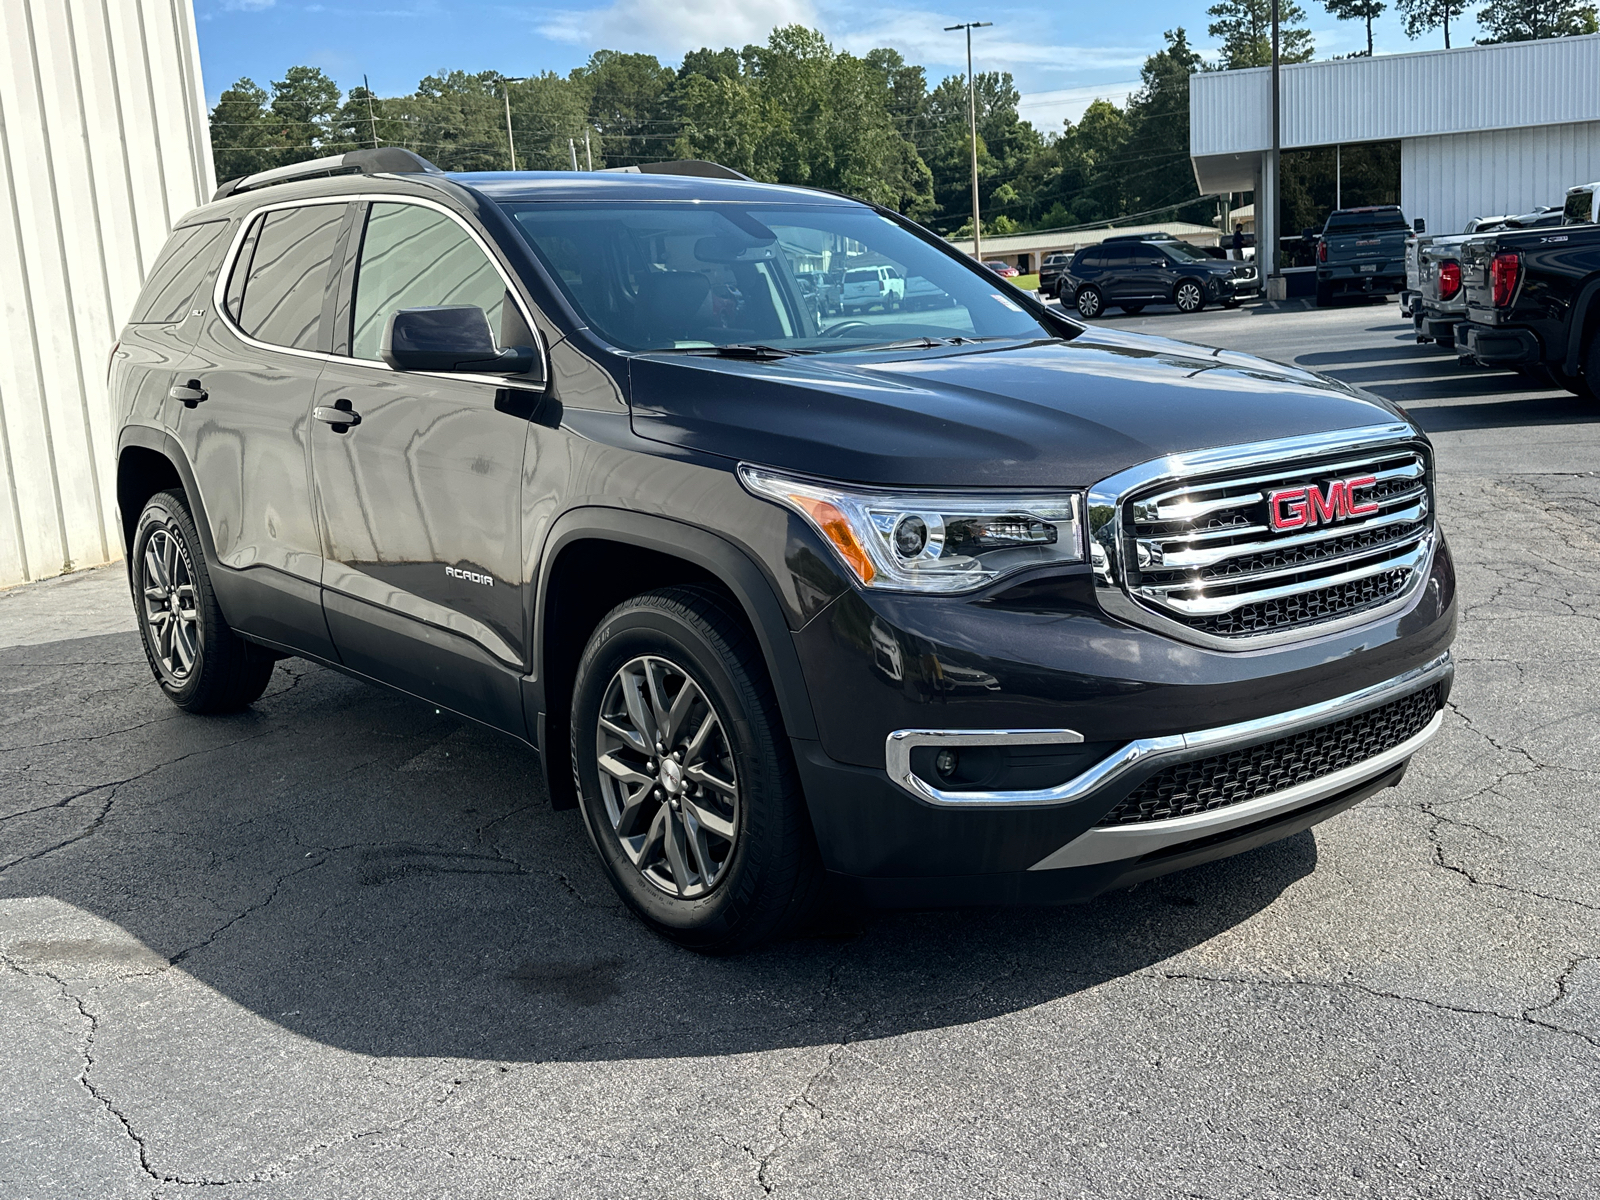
[1268,475,1379,532]
[1269,487,1309,530]
[1343,475,1379,517]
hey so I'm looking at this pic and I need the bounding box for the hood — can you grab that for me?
[626,328,1414,488]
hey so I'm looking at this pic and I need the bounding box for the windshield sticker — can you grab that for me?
[990,293,1023,312]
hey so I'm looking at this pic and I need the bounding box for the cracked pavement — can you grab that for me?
[3,302,1598,1198]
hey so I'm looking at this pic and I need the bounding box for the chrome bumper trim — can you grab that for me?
[1028,708,1442,871]
[884,651,1451,810]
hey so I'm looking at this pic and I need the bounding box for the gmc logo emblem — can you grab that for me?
[1268,476,1380,531]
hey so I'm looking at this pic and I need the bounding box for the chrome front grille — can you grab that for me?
[1089,429,1434,648]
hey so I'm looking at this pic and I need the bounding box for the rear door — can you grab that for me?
[308,198,537,732]
[175,200,350,659]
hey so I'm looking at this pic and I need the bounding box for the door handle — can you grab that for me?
[313,399,361,432]
[169,380,207,408]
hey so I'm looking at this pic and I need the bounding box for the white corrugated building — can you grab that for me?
[1190,33,1600,272]
[0,0,214,588]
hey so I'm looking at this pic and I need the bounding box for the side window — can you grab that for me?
[1078,249,1103,270]
[231,204,346,350]
[350,202,506,362]
[129,221,228,324]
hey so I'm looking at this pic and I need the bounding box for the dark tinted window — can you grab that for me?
[1099,247,1131,268]
[1564,188,1594,225]
[1075,249,1102,269]
[350,202,505,362]
[129,222,227,323]
[1130,247,1164,266]
[235,204,345,350]
[1324,210,1408,234]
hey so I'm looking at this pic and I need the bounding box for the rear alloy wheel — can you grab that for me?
[1175,279,1205,314]
[132,490,275,713]
[1075,285,1104,319]
[571,586,820,952]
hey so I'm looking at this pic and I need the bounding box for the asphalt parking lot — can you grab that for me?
[3,298,1598,1199]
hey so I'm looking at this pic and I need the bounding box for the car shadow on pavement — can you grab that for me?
[0,630,1316,1065]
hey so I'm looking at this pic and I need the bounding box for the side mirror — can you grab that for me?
[381,306,536,376]
[1413,218,1427,234]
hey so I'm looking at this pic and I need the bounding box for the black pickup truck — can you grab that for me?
[1456,200,1600,399]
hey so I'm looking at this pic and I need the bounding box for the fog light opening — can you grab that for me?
[934,748,959,779]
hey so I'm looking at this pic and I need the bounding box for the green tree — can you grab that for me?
[574,50,679,167]
[1396,0,1468,45]
[209,77,274,181]
[1121,29,1208,218]
[267,66,342,159]
[1208,0,1315,67]
[1323,0,1387,54]
[1475,0,1598,39]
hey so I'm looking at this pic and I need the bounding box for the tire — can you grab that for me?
[570,586,821,953]
[1530,359,1595,400]
[1174,280,1205,314]
[1315,281,1333,308]
[131,490,275,714]
[1119,304,1145,315]
[1075,285,1103,319]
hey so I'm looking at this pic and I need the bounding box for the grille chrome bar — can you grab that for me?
[1140,499,1429,570]
[1089,426,1435,649]
[1132,455,1424,524]
[1135,529,1430,603]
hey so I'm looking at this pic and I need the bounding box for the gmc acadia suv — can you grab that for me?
[112,149,1456,951]
[1059,233,1258,317]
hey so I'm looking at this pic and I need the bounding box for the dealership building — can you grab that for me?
[0,0,213,589]
[1190,33,1600,274]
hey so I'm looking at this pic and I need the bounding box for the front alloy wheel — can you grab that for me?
[571,586,821,951]
[595,655,740,898]
[1175,279,1205,313]
[1076,285,1103,319]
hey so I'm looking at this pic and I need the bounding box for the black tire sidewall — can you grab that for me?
[131,493,210,705]
[570,599,791,948]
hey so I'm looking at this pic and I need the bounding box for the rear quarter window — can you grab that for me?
[128,221,228,324]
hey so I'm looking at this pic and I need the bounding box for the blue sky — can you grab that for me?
[194,0,1485,132]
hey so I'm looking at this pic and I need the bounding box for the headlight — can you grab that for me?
[739,465,1083,594]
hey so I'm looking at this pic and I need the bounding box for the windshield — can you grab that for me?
[1160,242,1214,262]
[499,201,1050,352]
[1325,211,1408,234]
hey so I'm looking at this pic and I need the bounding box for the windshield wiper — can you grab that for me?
[820,336,947,353]
[680,343,805,360]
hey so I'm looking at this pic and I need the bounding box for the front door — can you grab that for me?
[309,199,531,732]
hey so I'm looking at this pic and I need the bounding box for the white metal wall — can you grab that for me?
[1402,122,1600,234]
[0,0,213,588]
[1191,33,1600,157]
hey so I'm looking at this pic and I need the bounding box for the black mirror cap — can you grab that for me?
[382,306,538,377]
[1413,217,1427,234]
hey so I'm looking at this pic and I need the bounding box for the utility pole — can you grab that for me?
[945,21,992,263]
[1269,0,1281,284]
[501,77,527,171]
[569,138,579,171]
[585,129,592,171]
[363,74,378,149]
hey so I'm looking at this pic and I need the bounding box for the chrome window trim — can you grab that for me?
[208,191,549,389]
[884,650,1450,809]
[1087,423,1432,651]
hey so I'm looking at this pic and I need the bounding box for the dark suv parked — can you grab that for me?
[1060,234,1259,317]
[113,149,1455,951]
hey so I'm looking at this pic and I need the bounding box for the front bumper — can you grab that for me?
[790,533,1457,901]
[1457,321,1542,366]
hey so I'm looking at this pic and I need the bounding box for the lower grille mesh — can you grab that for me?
[1181,569,1413,638]
[1096,684,1443,827]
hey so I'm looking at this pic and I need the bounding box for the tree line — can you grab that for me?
[209,0,1598,239]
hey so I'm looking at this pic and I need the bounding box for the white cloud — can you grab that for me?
[538,0,819,55]
[221,0,276,10]
[1016,81,1139,132]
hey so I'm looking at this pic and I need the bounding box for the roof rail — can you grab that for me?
[213,147,443,202]
[598,159,751,181]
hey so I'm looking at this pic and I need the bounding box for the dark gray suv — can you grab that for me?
[1062,235,1259,318]
[110,149,1453,951]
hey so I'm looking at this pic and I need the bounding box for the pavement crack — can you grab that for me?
[1161,970,1600,1050]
